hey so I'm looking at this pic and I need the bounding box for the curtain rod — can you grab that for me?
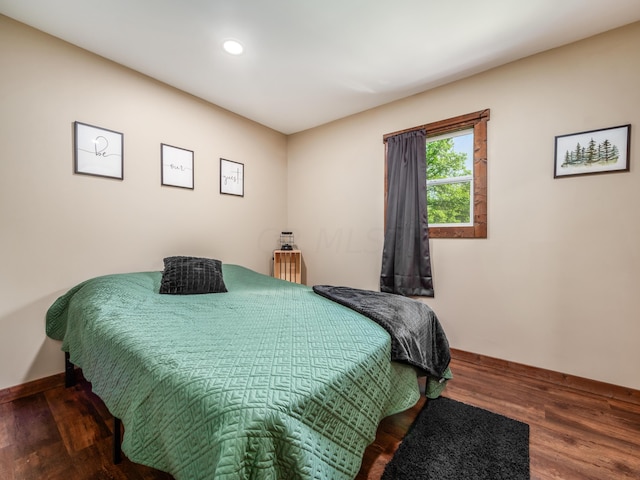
[383,109,490,142]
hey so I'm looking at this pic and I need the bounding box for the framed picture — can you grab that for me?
[220,158,244,196]
[161,143,194,189]
[74,121,123,179]
[554,124,631,178]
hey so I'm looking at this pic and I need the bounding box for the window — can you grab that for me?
[384,109,489,238]
[427,129,474,227]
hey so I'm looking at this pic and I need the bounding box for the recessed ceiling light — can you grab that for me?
[223,40,244,55]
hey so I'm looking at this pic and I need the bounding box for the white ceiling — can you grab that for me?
[2,0,640,134]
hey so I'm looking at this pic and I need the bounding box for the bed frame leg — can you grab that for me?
[64,352,76,387]
[63,352,122,464]
[113,417,122,464]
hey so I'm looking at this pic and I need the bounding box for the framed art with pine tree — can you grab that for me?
[554,124,630,178]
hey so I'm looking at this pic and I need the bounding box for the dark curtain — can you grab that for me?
[380,130,434,296]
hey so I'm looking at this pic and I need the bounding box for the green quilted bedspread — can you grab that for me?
[46,265,420,479]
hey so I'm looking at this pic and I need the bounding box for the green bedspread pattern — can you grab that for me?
[46,265,420,479]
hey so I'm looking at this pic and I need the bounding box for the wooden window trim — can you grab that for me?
[384,109,489,239]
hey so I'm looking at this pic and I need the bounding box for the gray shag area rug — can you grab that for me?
[382,397,530,480]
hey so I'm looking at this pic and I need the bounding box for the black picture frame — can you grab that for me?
[74,121,124,180]
[220,158,244,196]
[554,124,631,178]
[161,143,194,189]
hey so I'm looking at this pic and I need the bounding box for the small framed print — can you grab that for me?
[161,143,194,189]
[74,121,123,179]
[554,124,631,178]
[220,158,244,196]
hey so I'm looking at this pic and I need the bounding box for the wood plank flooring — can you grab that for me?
[1,355,638,479]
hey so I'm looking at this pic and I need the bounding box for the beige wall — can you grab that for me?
[288,22,640,390]
[0,16,288,390]
[2,14,639,393]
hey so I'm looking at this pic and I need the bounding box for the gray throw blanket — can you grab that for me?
[312,285,450,380]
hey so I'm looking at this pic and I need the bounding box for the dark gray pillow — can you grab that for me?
[159,256,227,295]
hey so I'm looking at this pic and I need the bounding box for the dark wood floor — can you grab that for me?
[1,355,639,480]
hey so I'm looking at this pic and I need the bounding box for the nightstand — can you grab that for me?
[273,250,302,284]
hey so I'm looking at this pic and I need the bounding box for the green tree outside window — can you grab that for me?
[426,135,472,225]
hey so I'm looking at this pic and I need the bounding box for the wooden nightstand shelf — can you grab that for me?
[273,250,302,284]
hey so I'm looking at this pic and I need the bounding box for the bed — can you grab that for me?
[46,261,450,479]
